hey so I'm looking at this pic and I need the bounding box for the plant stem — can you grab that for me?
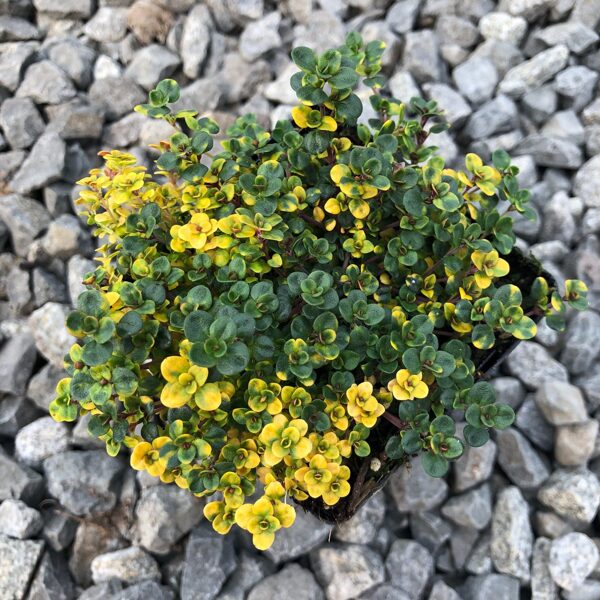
[382,411,408,430]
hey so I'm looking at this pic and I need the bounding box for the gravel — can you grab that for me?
[0,1,598,597]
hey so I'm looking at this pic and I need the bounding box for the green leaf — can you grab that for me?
[466,381,495,406]
[492,149,511,170]
[77,290,105,317]
[493,403,515,429]
[441,437,464,460]
[82,341,112,366]
[217,342,249,376]
[463,425,490,447]
[88,415,109,437]
[184,311,211,343]
[156,78,180,103]
[354,440,371,457]
[385,436,405,460]
[117,311,143,337]
[422,452,449,478]
[328,67,359,89]
[156,152,179,171]
[472,324,495,350]
[291,46,317,72]
[430,415,455,436]
[401,429,421,454]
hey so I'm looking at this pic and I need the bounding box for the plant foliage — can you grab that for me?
[49,33,588,550]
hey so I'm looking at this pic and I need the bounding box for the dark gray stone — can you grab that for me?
[44,451,125,516]
[0,395,38,436]
[441,484,492,530]
[334,492,385,544]
[47,38,97,89]
[32,267,68,306]
[125,44,181,91]
[506,342,568,389]
[0,96,44,149]
[248,563,323,600]
[180,523,236,600]
[27,549,76,600]
[496,428,550,489]
[265,506,331,564]
[218,550,274,600]
[409,511,452,553]
[107,580,175,600]
[385,539,433,599]
[554,66,599,113]
[42,511,77,552]
[0,333,36,395]
[0,194,51,256]
[561,311,600,375]
[0,451,43,504]
[10,132,66,194]
[403,30,443,83]
[15,415,70,468]
[88,77,146,121]
[386,0,421,33]
[464,95,518,140]
[16,60,76,105]
[180,4,212,78]
[492,377,526,410]
[462,574,520,600]
[514,134,583,169]
[389,456,448,512]
[516,397,554,452]
[453,57,498,105]
[134,485,203,555]
[0,41,39,92]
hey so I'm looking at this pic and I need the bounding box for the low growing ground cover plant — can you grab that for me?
[50,34,588,550]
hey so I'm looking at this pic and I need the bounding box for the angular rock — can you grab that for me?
[0,194,51,256]
[464,94,518,140]
[218,550,274,600]
[462,574,520,600]
[450,525,479,571]
[490,486,533,583]
[441,484,492,530]
[0,41,39,92]
[17,60,76,105]
[0,96,44,150]
[0,451,43,504]
[180,4,212,79]
[0,332,36,395]
[453,57,498,105]
[33,0,94,18]
[499,44,570,98]
[479,11,527,43]
[32,267,68,306]
[125,44,180,91]
[535,380,588,426]
[89,77,145,121]
[69,520,126,586]
[42,511,77,552]
[496,428,550,489]
[386,0,421,33]
[492,377,526,410]
[41,214,92,260]
[549,533,599,591]
[28,303,74,368]
[561,311,600,375]
[84,7,128,43]
[531,537,558,600]
[0,16,39,42]
[514,134,582,169]
[91,546,160,585]
[575,155,600,209]
[10,132,66,195]
[423,83,471,127]
[47,38,97,89]
[403,30,443,83]
[453,438,497,492]
[506,342,568,389]
[385,539,433,599]
[26,363,63,411]
[311,543,386,600]
[107,580,175,600]
[538,468,600,524]
[389,456,448,512]
[388,70,420,102]
[522,86,558,125]
[331,491,384,545]
[542,110,586,145]
[134,485,203,555]
[27,549,76,600]
[46,102,104,141]
[265,506,331,564]
[409,511,452,553]
[535,22,599,54]
[554,66,598,113]
[0,534,43,600]
[180,523,236,600]
[516,397,554,452]
[0,395,38,436]
[556,420,599,467]
[44,450,125,516]
[465,534,493,575]
[239,11,281,61]
[539,191,577,245]
[0,499,42,539]
[15,416,70,468]
[248,563,323,600]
